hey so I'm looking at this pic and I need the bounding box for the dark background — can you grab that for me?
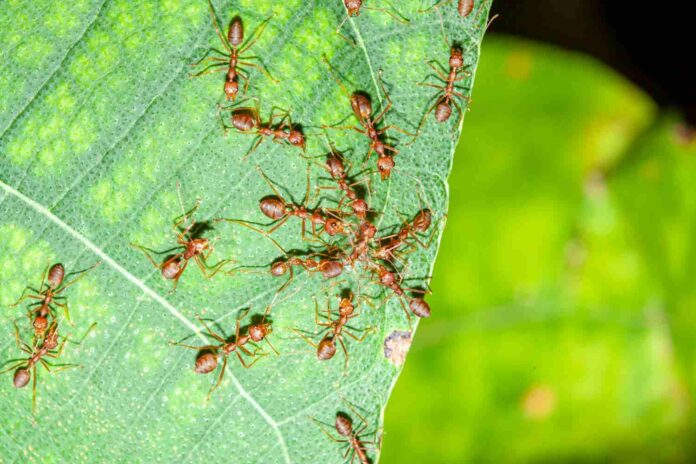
[490,0,694,125]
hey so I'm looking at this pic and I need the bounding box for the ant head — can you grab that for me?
[317,336,337,360]
[335,412,354,436]
[379,267,396,286]
[326,154,345,179]
[288,130,306,150]
[259,196,286,220]
[319,260,343,279]
[190,238,210,255]
[344,0,362,16]
[360,221,377,239]
[224,80,239,100]
[449,46,464,68]
[270,259,289,277]
[351,199,368,218]
[324,218,344,236]
[350,92,372,120]
[409,298,431,318]
[13,368,30,389]
[228,16,244,47]
[377,155,395,180]
[248,321,271,342]
[435,100,453,122]
[162,260,182,280]
[231,110,257,131]
[414,209,432,232]
[47,263,65,289]
[338,295,354,315]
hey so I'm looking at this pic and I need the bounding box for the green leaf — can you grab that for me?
[0,0,490,462]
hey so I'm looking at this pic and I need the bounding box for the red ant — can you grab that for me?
[171,310,276,398]
[323,58,413,180]
[12,262,101,334]
[1,321,95,413]
[371,209,434,266]
[191,2,276,100]
[370,263,431,319]
[411,45,471,139]
[219,100,306,158]
[131,191,231,292]
[313,138,372,220]
[337,0,409,46]
[313,404,379,464]
[421,0,475,17]
[293,292,373,367]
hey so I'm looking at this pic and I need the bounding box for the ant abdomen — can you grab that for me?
[231,111,257,132]
[228,16,244,47]
[335,413,354,436]
[161,260,181,280]
[195,351,219,374]
[260,196,286,220]
[318,260,343,279]
[409,298,431,318]
[13,368,30,389]
[47,263,65,289]
[435,101,452,122]
[317,336,337,360]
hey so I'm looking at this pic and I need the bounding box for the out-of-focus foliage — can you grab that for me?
[382,36,696,463]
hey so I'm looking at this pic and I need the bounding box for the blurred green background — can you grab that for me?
[382,36,696,463]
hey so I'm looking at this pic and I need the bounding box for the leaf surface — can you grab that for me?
[0,1,490,462]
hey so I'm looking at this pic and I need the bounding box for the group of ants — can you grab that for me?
[2,0,486,462]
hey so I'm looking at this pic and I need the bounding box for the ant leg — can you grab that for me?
[169,341,218,351]
[314,299,332,327]
[195,315,227,343]
[364,3,410,23]
[265,215,290,235]
[206,0,232,52]
[337,336,350,368]
[236,350,266,368]
[238,60,279,84]
[195,255,232,279]
[0,360,26,374]
[215,218,287,255]
[130,243,164,270]
[207,356,228,399]
[425,60,449,81]
[54,261,102,297]
[335,14,357,47]
[31,366,38,415]
[10,289,42,307]
[243,135,266,161]
[189,62,228,78]
[264,337,279,356]
[12,321,32,352]
[238,14,274,55]
[406,96,443,145]
[189,47,228,67]
[311,417,350,443]
[290,328,319,349]
[418,0,453,13]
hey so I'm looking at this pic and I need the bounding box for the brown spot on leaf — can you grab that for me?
[383,330,412,367]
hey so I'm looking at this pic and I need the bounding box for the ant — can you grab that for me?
[421,0,475,17]
[191,1,276,100]
[171,310,276,398]
[313,138,372,220]
[323,58,413,180]
[12,262,101,334]
[131,190,231,292]
[370,263,431,319]
[1,321,95,413]
[313,404,379,464]
[411,45,471,139]
[294,292,373,367]
[337,1,409,46]
[219,99,306,158]
[270,255,345,293]
[254,165,352,238]
[371,209,433,266]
